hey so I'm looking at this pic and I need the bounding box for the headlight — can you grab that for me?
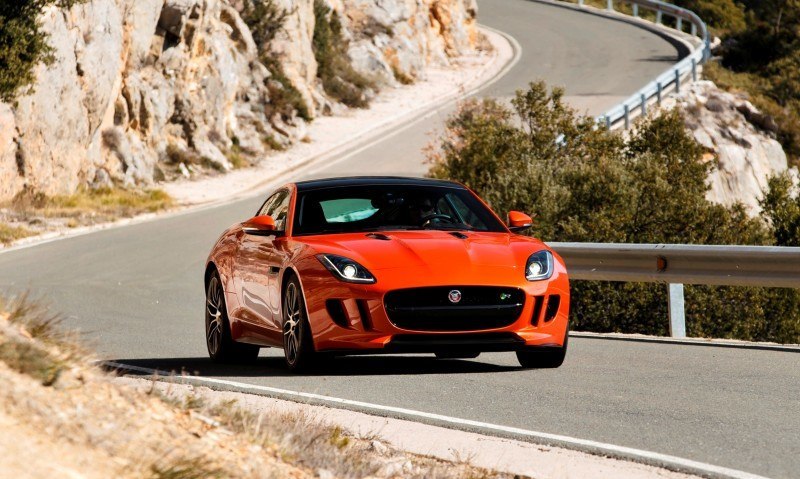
[525,250,554,281]
[317,254,376,284]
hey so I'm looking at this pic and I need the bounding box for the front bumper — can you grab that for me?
[300,262,570,353]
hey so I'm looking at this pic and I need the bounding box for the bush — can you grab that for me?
[0,0,84,102]
[428,81,800,343]
[239,0,311,121]
[313,0,376,108]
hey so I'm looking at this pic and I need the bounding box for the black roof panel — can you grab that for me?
[294,176,465,191]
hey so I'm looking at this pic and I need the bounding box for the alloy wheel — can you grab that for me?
[205,276,224,356]
[283,282,302,366]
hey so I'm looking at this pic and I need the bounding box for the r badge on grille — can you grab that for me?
[448,289,462,304]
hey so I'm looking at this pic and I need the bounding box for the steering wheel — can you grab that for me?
[421,213,454,226]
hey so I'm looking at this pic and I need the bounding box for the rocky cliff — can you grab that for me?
[0,0,477,202]
[676,80,798,215]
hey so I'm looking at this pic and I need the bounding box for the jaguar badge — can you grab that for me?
[448,289,462,304]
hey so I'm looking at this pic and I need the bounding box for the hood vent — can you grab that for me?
[366,233,391,241]
[449,231,469,240]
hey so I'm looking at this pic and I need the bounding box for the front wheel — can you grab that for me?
[516,331,568,369]
[205,272,259,363]
[282,276,317,372]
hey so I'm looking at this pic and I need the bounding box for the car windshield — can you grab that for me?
[292,184,507,236]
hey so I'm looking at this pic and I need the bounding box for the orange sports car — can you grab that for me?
[204,177,570,371]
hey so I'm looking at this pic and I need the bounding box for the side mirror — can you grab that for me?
[508,211,533,232]
[242,215,279,236]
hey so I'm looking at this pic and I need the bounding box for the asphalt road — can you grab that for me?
[1,1,797,477]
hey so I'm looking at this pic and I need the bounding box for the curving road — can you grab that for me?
[1,1,797,477]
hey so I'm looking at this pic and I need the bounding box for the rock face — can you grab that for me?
[0,0,477,201]
[677,80,795,215]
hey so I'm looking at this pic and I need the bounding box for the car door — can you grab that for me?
[234,189,290,341]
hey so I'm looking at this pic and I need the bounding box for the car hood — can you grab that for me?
[299,230,549,272]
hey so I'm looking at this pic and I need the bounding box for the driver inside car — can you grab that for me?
[409,197,437,225]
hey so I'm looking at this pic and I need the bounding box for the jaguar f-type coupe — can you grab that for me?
[204,177,570,371]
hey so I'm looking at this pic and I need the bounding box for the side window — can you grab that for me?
[266,190,291,232]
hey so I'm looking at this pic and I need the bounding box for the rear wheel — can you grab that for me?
[516,331,568,369]
[282,276,317,372]
[205,272,259,363]
[434,352,480,359]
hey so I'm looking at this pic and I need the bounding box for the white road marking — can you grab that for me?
[105,360,767,479]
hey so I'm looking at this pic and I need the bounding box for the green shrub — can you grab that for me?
[239,0,311,121]
[0,0,84,102]
[428,81,800,343]
[313,0,376,108]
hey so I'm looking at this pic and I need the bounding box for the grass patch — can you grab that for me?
[0,222,33,245]
[8,187,173,226]
[0,294,82,386]
[148,456,224,479]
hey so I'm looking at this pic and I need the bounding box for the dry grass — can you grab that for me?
[0,222,34,245]
[6,187,173,226]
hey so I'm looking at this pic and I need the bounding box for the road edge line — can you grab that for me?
[103,360,768,479]
[571,331,800,352]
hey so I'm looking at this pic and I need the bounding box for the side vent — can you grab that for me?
[531,295,545,326]
[544,295,561,323]
[356,299,373,331]
[325,299,350,328]
[449,232,469,240]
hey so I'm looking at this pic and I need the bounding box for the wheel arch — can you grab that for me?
[280,266,317,342]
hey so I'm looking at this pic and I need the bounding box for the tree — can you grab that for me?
[428,82,800,342]
[0,0,84,102]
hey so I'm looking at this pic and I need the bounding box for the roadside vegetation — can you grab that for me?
[0,294,521,479]
[427,82,800,343]
[0,187,173,245]
[0,0,86,102]
[312,0,378,108]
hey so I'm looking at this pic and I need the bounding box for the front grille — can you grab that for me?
[384,286,525,331]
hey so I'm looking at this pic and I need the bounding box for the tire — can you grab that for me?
[516,330,568,369]
[282,275,317,372]
[205,271,259,363]
[434,352,480,359]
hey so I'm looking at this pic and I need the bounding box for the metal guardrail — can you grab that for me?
[551,243,800,337]
[573,0,711,129]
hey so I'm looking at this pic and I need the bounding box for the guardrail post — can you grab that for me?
[578,0,584,6]
[657,81,663,105]
[668,284,686,338]
[675,68,681,93]
[691,58,697,81]
[641,93,647,116]
[606,0,613,11]
[676,17,683,31]
[656,10,662,24]
[632,3,638,17]
[624,104,630,129]
[605,115,612,130]
[691,23,697,36]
